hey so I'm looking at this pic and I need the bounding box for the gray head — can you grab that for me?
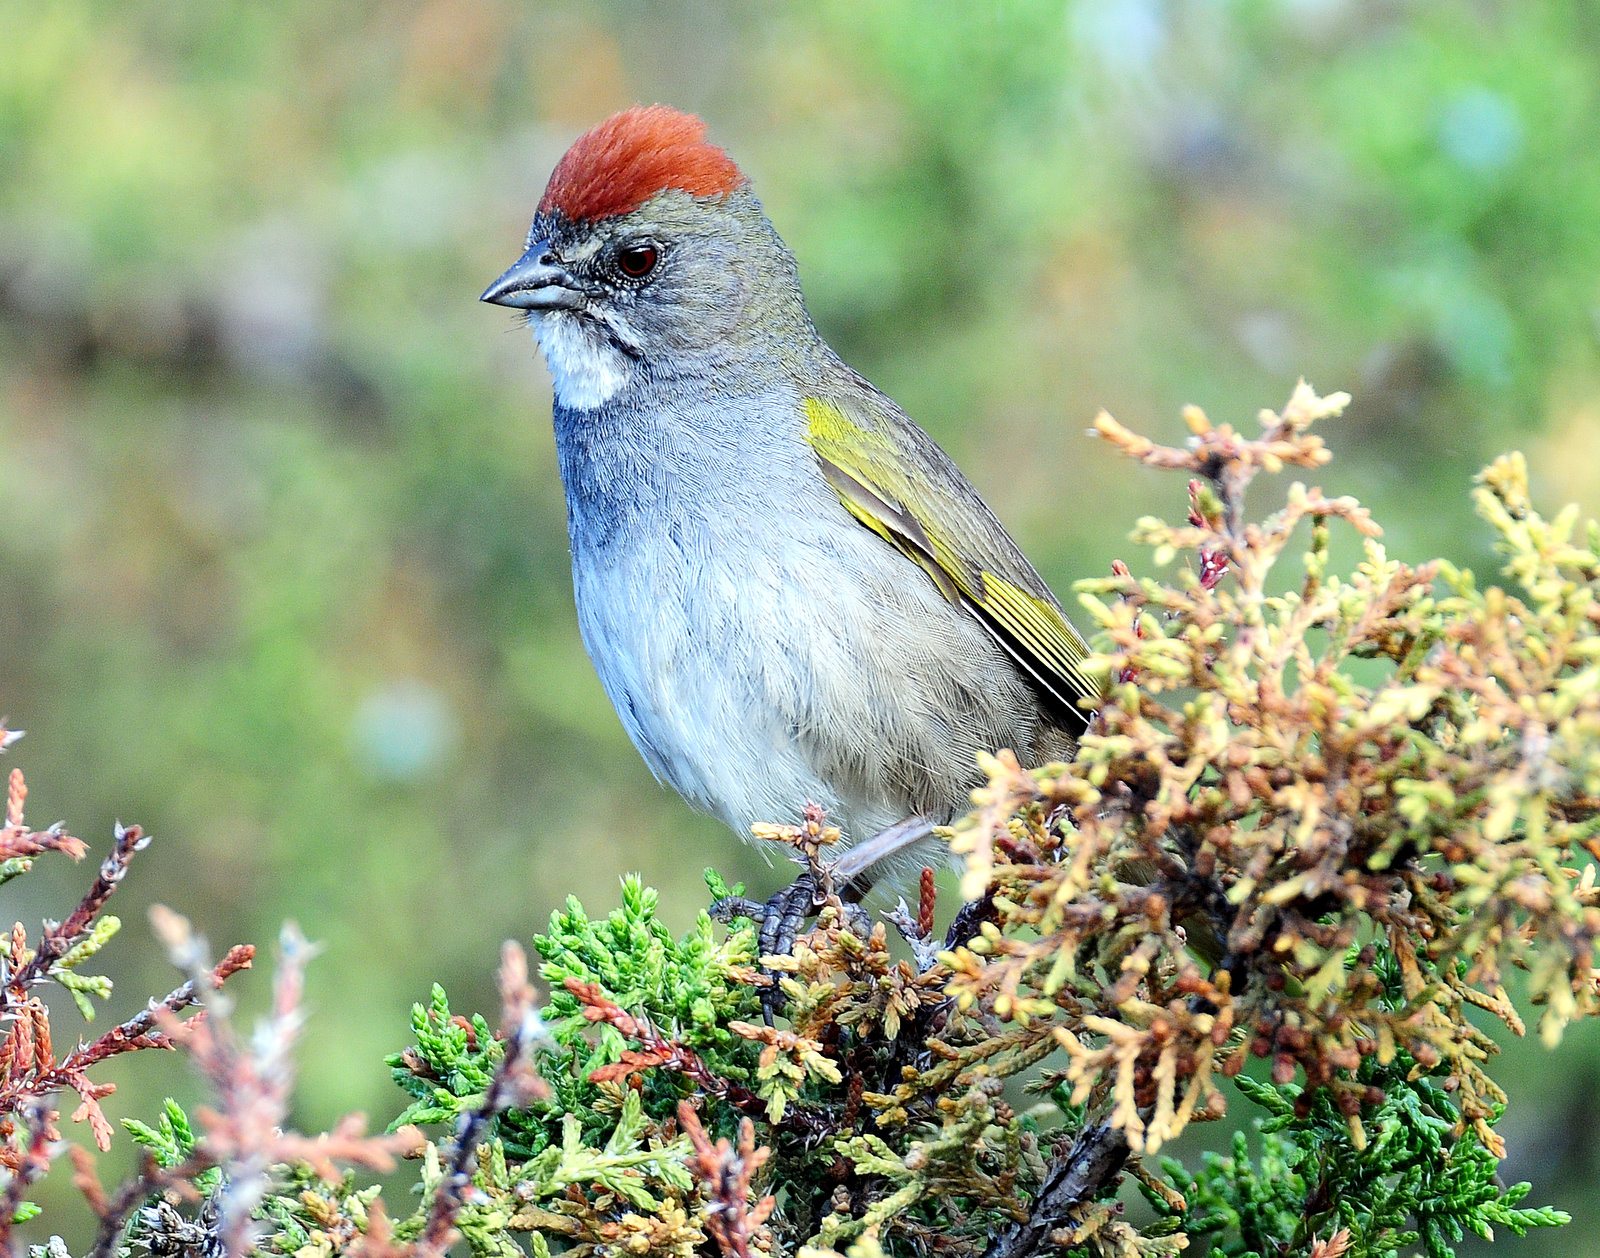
[481,106,819,408]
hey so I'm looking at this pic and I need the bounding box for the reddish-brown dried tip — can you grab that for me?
[538,104,746,223]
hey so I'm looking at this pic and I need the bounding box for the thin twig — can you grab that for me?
[0,1100,55,1258]
[7,824,148,998]
[65,944,256,1073]
[417,942,547,1258]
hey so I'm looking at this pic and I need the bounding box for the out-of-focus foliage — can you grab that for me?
[5,1,1600,1252]
[0,738,418,1258]
[0,737,256,1216]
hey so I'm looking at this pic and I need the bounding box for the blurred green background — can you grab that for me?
[4,0,1600,1251]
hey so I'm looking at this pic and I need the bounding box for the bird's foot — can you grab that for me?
[710,874,871,1023]
[710,811,934,1023]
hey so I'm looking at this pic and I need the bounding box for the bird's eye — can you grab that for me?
[616,243,659,279]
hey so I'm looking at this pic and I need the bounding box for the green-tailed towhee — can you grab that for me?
[482,105,1099,938]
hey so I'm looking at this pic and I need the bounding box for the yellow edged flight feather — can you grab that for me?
[802,396,1100,729]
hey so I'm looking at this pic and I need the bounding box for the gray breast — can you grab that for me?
[548,394,1062,847]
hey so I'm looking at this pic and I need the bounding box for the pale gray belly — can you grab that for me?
[568,502,1059,849]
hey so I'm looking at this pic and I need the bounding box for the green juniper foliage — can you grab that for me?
[388,875,765,1158]
[533,877,764,1102]
[250,1167,386,1258]
[1155,1078,1565,1258]
[380,876,1049,1257]
[1146,957,1568,1258]
[123,1099,222,1196]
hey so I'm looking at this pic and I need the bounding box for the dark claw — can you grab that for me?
[758,875,819,1023]
[711,814,936,1025]
[708,895,768,925]
[710,879,822,1023]
[711,876,879,1024]
[839,901,873,938]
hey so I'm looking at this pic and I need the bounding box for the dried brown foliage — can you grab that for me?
[0,731,541,1258]
[676,1102,773,1258]
[945,385,1600,1165]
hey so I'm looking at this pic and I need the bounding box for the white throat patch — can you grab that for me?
[531,311,634,410]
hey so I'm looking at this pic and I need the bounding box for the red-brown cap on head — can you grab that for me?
[537,105,747,225]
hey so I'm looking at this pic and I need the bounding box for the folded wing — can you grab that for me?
[802,393,1099,732]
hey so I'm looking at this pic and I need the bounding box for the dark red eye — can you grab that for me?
[616,243,659,279]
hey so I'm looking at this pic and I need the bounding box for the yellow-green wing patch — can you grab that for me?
[803,396,1098,728]
[814,452,960,601]
[974,573,1102,716]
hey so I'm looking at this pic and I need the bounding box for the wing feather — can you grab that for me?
[802,394,1099,731]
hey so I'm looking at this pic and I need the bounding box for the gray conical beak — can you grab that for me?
[480,245,584,310]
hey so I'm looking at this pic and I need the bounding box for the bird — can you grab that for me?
[481,105,1099,955]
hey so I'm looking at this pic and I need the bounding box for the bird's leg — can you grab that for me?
[827,815,935,896]
[761,873,822,961]
[709,874,824,1024]
[710,814,935,1023]
[712,867,859,1025]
